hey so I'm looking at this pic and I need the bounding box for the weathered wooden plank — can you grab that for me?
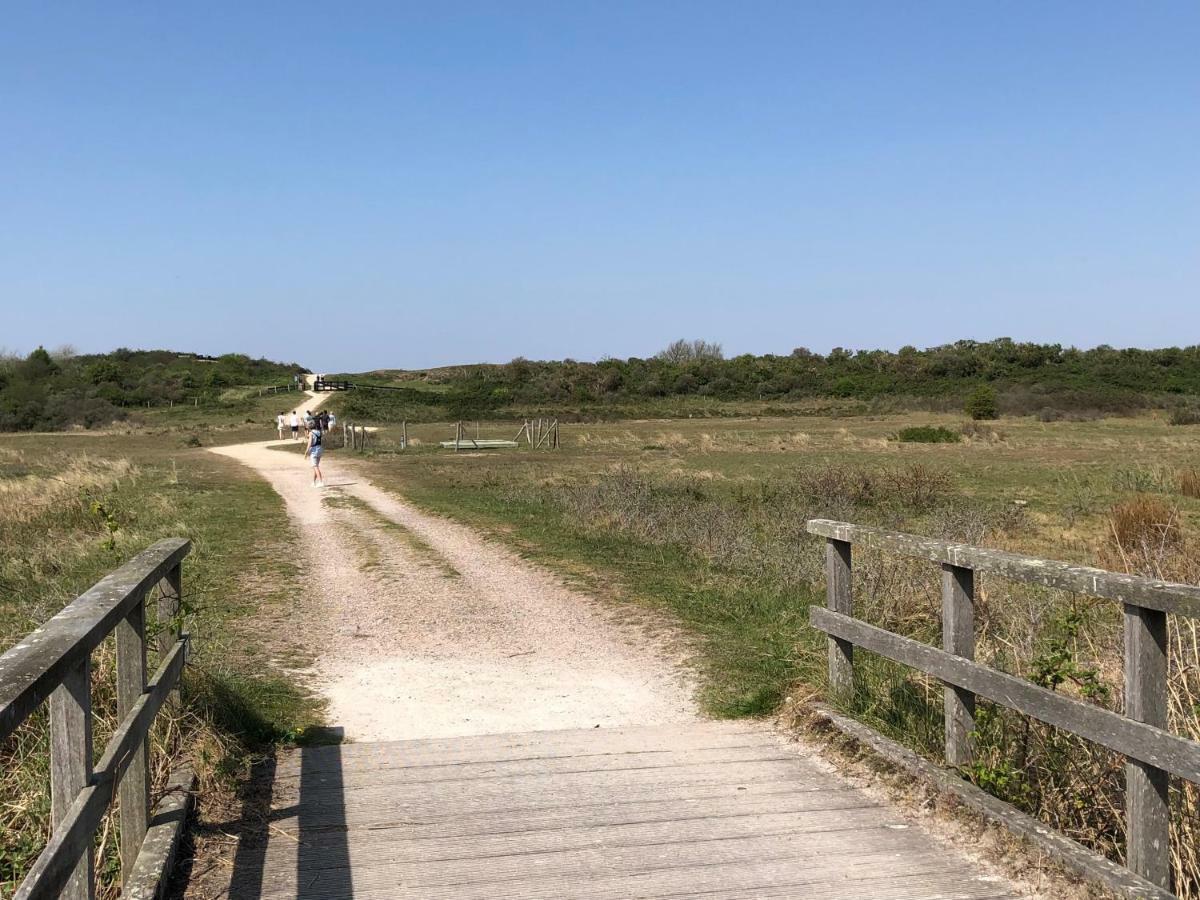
[49,658,93,900]
[269,780,849,829]
[124,765,196,900]
[270,721,771,774]
[252,808,898,874]
[0,538,190,742]
[272,744,813,789]
[806,519,1200,617]
[251,867,1012,900]
[809,607,1200,783]
[825,538,854,697]
[248,789,875,851]
[942,563,976,767]
[14,640,187,900]
[1124,603,1172,890]
[247,841,1005,900]
[116,598,150,882]
[267,758,824,813]
[811,702,1174,900]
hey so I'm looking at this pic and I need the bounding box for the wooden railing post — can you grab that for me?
[1124,603,1171,890]
[50,659,94,900]
[941,564,976,767]
[825,538,853,698]
[158,563,183,705]
[116,597,150,881]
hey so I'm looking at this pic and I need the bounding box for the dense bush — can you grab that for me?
[1169,405,1200,426]
[350,338,1200,420]
[0,347,304,431]
[894,425,960,444]
[964,385,998,420]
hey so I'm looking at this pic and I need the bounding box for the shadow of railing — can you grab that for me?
[208,726,348,899]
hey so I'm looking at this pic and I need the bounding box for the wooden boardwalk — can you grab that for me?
[220,721,1015,899]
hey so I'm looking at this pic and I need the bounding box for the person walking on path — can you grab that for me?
[276,412,286,440]
[304,421,325,487]
[289,410,300,440]
[319,410,330,433]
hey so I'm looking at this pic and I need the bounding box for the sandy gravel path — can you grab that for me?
[210,420,697,741]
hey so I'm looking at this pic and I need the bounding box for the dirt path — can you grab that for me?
[209,420,697,741]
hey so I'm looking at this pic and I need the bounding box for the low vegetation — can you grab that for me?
[347,413,1200,895]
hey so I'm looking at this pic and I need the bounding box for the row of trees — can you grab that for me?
[0,347,303,431]
[412,338,1200,414]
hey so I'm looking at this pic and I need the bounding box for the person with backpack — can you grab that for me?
[304,420,325,487]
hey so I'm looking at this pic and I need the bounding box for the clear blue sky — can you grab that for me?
[2,2,1197,371]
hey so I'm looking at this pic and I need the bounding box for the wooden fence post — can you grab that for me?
[825,539,853,699]
[941,564,976,767]
[116,597,149,881]
[157,562,183,702]
[50,659,95,900]
[1124,603,1171,890]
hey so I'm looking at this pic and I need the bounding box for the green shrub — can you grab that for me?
[965,385,999,420]
[1168,405,1200,426]
[894,426,961,444]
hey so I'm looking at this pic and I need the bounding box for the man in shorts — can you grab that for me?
[289,410,300,440]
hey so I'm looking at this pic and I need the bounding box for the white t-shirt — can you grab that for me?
[276,414,285,428]
[290,414,299,428]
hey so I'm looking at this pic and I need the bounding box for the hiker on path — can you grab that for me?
[319,410,330,433]
[304,420,325,487]
[290,410,300,440]
[304,410,315,434]
[328,411,337,430]
[276,412,286,440]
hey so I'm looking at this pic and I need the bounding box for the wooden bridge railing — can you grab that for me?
[807,519,1200,894]
[0,538,191,900]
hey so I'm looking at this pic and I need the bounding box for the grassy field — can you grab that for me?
[0,430,322,897]
[342,411,1200,895]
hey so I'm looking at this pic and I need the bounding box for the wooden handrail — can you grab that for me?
[0,539,192,900]
[806,519,1197,893]
[0,538,190,742]
[806,519,1200,617]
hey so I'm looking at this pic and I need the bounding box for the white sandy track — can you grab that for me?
[210,408,697,742]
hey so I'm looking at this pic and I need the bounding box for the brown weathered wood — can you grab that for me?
[825,539,853,699]
[810,703,1175,900]
[157,563,183,709]
[941,563,975,767]
[0,538,190,742]
[15,639,187,900]
[809,607,1200,783]
[116,599,150,882]
[49,659,94,900]
[806,520,1200,617]
[1124,603,1171,890]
